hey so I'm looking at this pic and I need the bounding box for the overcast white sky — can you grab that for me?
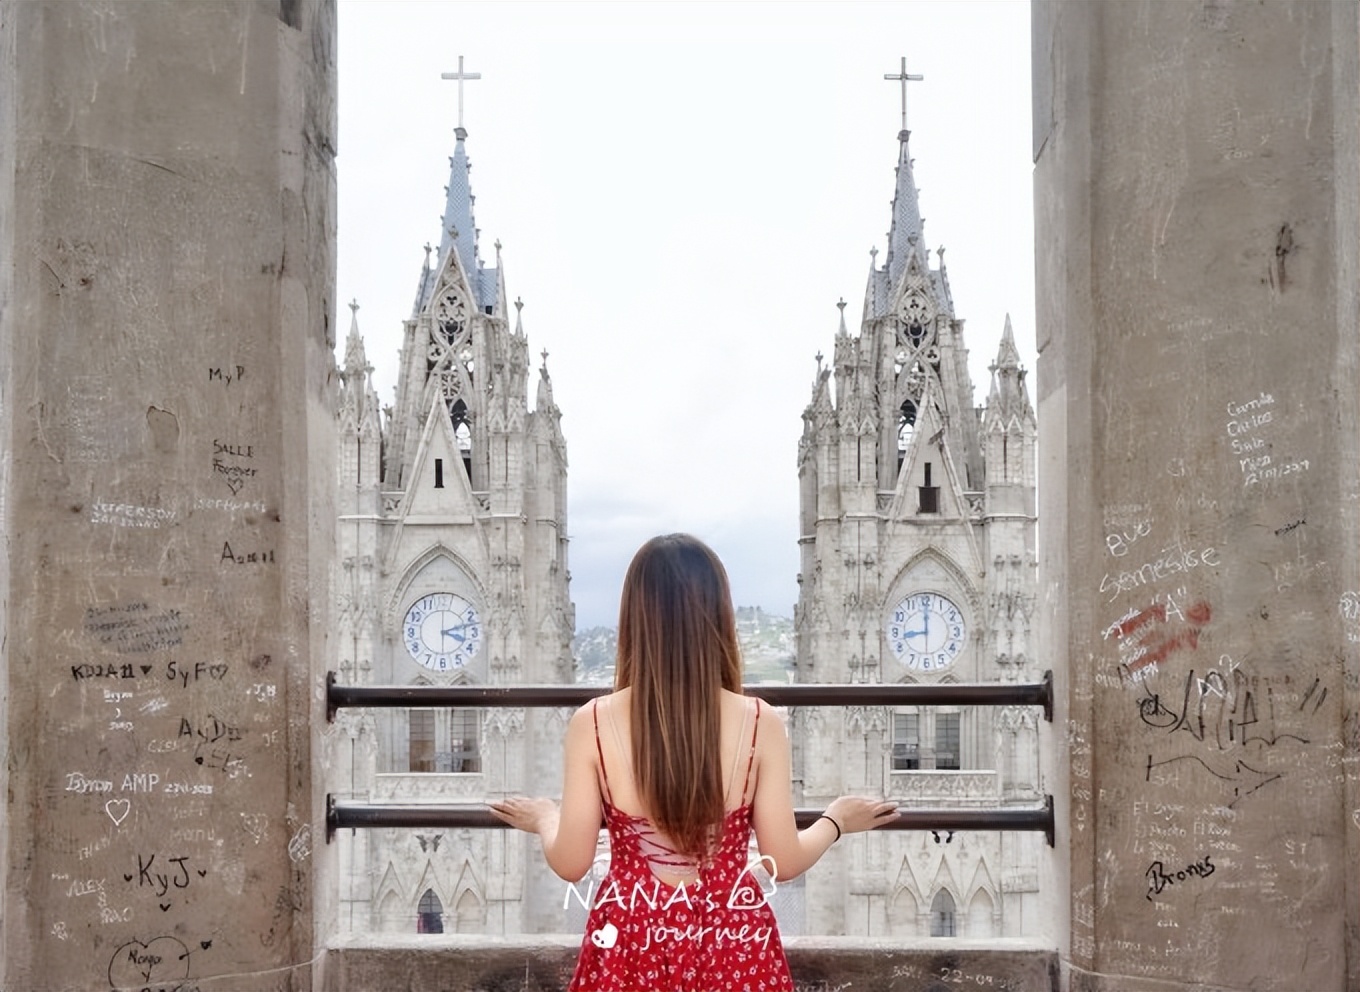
[337,0,1036,629]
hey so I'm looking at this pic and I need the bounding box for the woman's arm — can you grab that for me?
[489,701,603,882]
[749,700,899,881]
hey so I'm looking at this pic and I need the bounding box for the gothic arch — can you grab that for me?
[416,888,445,933]
[966,888,995,938]
[929,889,958,937]
[884,547,979,614]
[965,858,998,902]
[413,859,446,905]
[376,890,404,933]
[888,886,919,936]
[448,856,486,933]
[383,544,488,639]
[452,887,484,932]
[372,861,407,932]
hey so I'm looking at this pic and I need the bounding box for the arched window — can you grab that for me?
[449,399,473,479]
[967,889,995,938]
[930,889,957,937]
[416,888,444,933]
[454,889,482,932]
[897,400,918,476]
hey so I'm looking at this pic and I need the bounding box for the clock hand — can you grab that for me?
[902,629,926,639]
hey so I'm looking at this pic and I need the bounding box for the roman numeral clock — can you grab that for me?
[403,592,483,671]
[886,592,966,673]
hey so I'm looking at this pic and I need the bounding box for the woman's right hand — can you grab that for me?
[823,796,900,835]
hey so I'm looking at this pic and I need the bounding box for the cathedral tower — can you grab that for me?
[332,76,573,935]
[794,101,1040,937]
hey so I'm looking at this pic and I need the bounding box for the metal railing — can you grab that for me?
[325,670,1055,846]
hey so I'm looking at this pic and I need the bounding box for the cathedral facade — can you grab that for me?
[332,120,574,935]
[794,127,1042,938]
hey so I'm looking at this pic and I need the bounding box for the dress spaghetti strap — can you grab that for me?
[591,698,615,806]
[724,696,753,807]
[740,697,761,803]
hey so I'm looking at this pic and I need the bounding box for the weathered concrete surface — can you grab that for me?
[0,1,335,988]
[321,936,1060,992]
[1034,1,1360,989]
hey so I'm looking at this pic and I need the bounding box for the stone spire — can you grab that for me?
[439,127,479,286]
[340,301,376,424]
[986,315,1033,421]
[535,349,556,417]
[410,125,501,317]
[410,243,435,317]
[884,131,928,288]
[342,299,368,378]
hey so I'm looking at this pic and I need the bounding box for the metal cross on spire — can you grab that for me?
[884,56,924,133]
[440,56,482,131]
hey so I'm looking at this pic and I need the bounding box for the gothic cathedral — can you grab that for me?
[794,123,1041,937]
[333,113,574,934]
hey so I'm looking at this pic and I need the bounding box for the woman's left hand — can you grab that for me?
[489,796,560,835]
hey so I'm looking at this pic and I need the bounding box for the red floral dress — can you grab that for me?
[569,698,793,992]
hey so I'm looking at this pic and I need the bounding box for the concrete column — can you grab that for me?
[0,2,335,988]
[1035,2,1360,988]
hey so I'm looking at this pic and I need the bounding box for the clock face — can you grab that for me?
[886,592,966,672]
[403,592,482,671]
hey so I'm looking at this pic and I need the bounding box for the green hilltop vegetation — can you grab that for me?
[571,606,795,686]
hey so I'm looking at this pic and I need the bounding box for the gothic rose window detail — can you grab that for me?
[433,289,469,345]
[897,293,934,348]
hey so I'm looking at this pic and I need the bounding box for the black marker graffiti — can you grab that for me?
[1145,753,1282,809]
[1145,854,1214,900]
[107,935,190,989]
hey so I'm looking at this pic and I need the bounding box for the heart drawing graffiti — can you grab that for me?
[107,935,190,988]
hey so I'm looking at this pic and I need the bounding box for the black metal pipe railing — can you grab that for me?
[326,670,1053,723]
[324,669,1055,847]
[326,797,1055,847]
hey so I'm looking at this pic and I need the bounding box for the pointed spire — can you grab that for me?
[534,346,561,430]
[340,299,380,434]
[884,130,928,287]
[439,126,479,284]
[410,243,435,317]
[992,314,1022,372]
[863,246,884,318]
[343,299,369,376]
[836,298,849,337]
[986,315,1033,422]
[437,57,483,281]
[933,245,955,314]
[514,297,524,336]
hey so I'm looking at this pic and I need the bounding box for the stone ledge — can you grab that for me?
[320,935,1059,991]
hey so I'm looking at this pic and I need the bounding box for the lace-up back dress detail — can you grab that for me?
[568,696,793,992]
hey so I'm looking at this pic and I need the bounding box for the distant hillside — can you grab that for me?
[733,606,796,683]
[571,625,618,686]
[571,607,794,685]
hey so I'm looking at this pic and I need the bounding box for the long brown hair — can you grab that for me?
[614,534,744,859]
